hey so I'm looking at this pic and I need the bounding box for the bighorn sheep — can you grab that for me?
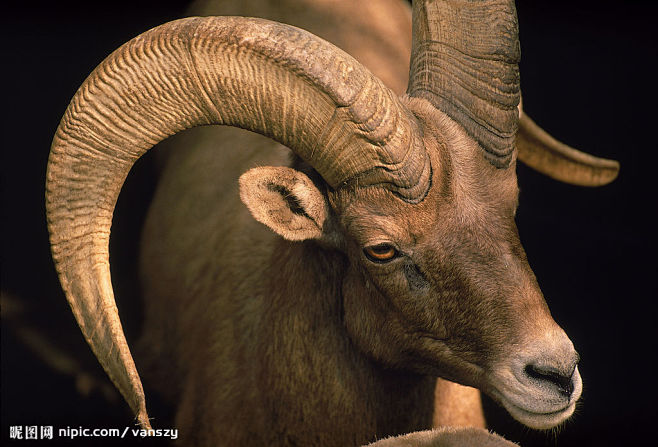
[46,0,619,445]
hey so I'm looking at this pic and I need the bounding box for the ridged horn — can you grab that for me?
[517,109,620,186]
[46,16,431,428]
[407,0,521,168]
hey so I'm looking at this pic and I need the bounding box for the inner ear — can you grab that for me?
[239,166,328,241]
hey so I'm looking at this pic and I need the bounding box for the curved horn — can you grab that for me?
[46,16,431,428]
[407,0,520,168]
[517,109,620,186]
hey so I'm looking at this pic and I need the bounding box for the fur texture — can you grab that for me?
[46,0,585,445]
[367,427,517,447]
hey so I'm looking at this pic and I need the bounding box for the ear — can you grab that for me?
[239,166,328,241]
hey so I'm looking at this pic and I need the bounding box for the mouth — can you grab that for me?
[488,366,583,430]
[497,391,578,429]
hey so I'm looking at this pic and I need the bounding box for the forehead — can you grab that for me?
[333,142,520,245]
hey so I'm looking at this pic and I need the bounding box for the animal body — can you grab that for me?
[46,0,618,445]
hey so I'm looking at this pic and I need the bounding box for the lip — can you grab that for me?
[497,392,578,429]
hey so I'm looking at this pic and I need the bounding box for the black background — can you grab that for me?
[2,1,656,445]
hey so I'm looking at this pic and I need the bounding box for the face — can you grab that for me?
[327,104,582,429]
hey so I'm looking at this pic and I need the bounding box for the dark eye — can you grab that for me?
[363,243,399,263]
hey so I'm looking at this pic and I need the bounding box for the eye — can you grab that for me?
[363,243,399,263]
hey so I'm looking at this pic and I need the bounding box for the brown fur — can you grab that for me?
[368,427,517,447]
[135,96,570,444]
[433,381,485,429]
[130,0,579,444]
[138,0,487,441]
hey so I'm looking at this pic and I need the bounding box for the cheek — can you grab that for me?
[385,260,503,357]
[359,261,449,341]
[341,267,415,366]
[342,268,389,339]
[426,271,517,363]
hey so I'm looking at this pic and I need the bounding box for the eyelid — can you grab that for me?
[364,239,400,250]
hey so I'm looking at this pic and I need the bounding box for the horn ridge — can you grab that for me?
[408,0,521,168]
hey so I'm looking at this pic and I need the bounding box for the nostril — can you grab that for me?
[524,363,575,398]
